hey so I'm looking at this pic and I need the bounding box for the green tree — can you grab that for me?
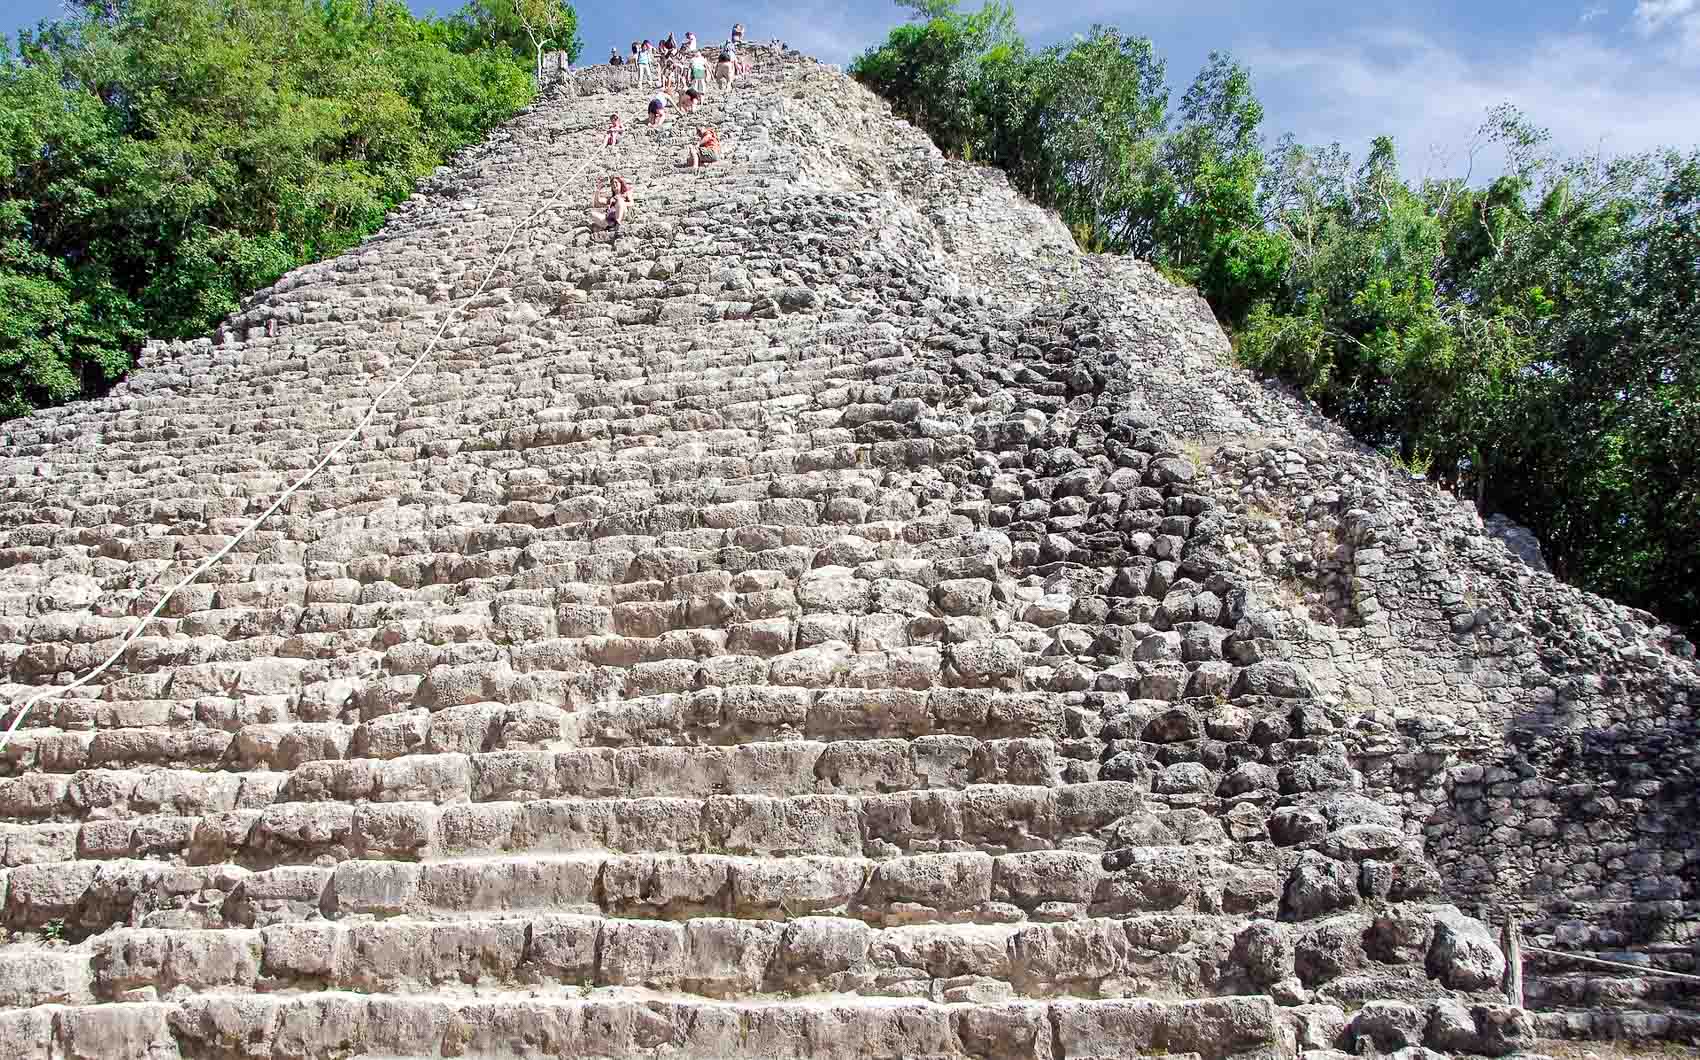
[1149,53,1287,321]
[462,0,583,78]
[850,0,1014,157]
[0,0,538,417]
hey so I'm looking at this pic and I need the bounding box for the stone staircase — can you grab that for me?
[0,43,1535,1058]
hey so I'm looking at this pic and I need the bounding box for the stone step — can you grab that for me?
[2,684,1106,775]
[0,992,1289,1060]
[1530,1004,1700,1044]
[5,846,1280,935]
[5,913,1305,1006]
[1,782,1150,870]
[0,737,1075,822]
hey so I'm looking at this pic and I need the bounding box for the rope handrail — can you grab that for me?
[1522,943,1700,985]
[0,121,617,754]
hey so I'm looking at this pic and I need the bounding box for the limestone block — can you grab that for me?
[869,852,994,917]
[815,739,916,793]
[416,856,598,914]
[1052,996,1278,1060]
[232,865,330,925]
[1096,847,1198,913]
[56,1001,178,1060]
[731,856,868,917]
[777,915,871,991]
[1346,999,1427,1054]
[353,802,437,859]
[704,794,862,857]
[1425,907,1506,991]
[328,860,421,916]
[524,914,600,983]
[993,850,1102,906]
[683,917,786,996]
[601,854,730,917]
[1282,852,1359,921]
[598,919,685,988]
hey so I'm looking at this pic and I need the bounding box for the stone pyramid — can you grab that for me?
[1,42,1695,1059]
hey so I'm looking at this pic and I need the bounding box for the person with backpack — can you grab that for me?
[609,47,623,66]
[688,49,709,95]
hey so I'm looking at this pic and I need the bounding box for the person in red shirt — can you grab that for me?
[684,126,719,169]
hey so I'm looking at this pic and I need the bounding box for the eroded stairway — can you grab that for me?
[0,43,1530,1059]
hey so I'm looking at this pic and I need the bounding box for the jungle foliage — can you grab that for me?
[0,0,572,417]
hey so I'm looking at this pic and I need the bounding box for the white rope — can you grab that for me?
[1524,944,1700,985]
[0,118,615,754]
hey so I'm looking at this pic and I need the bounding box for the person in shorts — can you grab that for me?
[595,175,633,235]
[684,126,719,168]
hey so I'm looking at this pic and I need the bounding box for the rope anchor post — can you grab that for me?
[1502,911,1524,1009]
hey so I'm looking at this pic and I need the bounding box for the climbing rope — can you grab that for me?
[0,119,618,754]
[1523,944,1700,985]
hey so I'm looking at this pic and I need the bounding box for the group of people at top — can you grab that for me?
[594,26,743,238]
[608,24,749,91]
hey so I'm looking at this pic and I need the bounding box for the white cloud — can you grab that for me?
[1240,28,1700,177]
[1633,0,1700,59]
[745,1,889,63]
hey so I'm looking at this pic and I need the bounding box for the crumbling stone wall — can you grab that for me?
[1205,394,1700,1038]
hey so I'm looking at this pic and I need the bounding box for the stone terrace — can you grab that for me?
[0,42,1651,1059]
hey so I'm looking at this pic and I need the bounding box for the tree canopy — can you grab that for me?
[851,0,1700,627]
[0,0,555,417]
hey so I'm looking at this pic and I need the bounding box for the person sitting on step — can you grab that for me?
[683,126,719,169]
[605,112,624,147]
[594,175,633,235]
[609,47,623,65]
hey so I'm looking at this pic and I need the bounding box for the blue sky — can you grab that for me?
[7,0,1699,176]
